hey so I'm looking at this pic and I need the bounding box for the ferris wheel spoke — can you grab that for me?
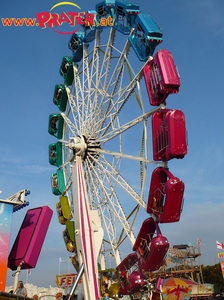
[74,70,86,133]
[91,28,116,130]
[86,158,121,261]
[61,112,78,137]
[91,152,146,210]
[65,89,81,134]
[98,57,153,137]
[86,159,121,261]
[88,155,136,249]
[95,39,131,130]
[82,44,96,134]
[89,147,155,164]
[71,75,84,134]
[89,30,101,130]
[127,61,146,114]
[98,27,116,91]
[90,29,100,87]
[99,104,165,144]
[95,157,136,248]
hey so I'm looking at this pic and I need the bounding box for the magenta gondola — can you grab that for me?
[144,49,181,106]
[152,109,187,161]
[133,218,169,272]
[116,253,146,295]
[147,167,185,223]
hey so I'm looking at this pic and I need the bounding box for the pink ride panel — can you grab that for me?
[143,49,180,106]
[152,109,187,161]
[147,167,185,223]
[155,278,164,291]
[8,206,53,270]
[133,218,169,272]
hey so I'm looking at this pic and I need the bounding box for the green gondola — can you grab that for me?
[51,169,65,195]
[48,114,64,139]
[59,56,74,86]
[53,84,68,112]
[49,142,62,167]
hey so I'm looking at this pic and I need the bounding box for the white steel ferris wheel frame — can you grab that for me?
[59,27,164,300]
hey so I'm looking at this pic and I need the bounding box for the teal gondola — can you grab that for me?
[114,0,140,35]
[59,56,74,86]
[48,114,64,139]
[95,0,115,24]
[53,84,68,112]
[51,169,65,195]
[49,142,62,167]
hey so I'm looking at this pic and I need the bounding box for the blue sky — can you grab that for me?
[1,0,224,288]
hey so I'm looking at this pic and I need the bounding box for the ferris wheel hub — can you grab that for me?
[69,135,100,161]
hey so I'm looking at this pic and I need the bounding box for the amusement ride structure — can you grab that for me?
[156,243,204,284]
[48,1,188,299]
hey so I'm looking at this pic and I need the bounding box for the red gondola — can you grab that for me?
[147,167,185,223]
[143,49,181,106]
[133,218,169,272]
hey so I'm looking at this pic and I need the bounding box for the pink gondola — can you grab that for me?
[147,167,185,223]
[133,218,169,272]
[143,49,181,106]
[152,109,187,161]
[116,253,146,295]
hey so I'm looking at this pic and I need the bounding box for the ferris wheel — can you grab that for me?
[48,2,187,300]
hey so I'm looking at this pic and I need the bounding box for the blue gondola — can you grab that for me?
[129,13,163,61]
[84,28,97,43]
[114,0,140,34]
[68,32,86,62]
[68,29,96,63]
[95,0,115,25]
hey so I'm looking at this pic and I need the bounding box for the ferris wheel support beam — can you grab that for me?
[72,156,103,300]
